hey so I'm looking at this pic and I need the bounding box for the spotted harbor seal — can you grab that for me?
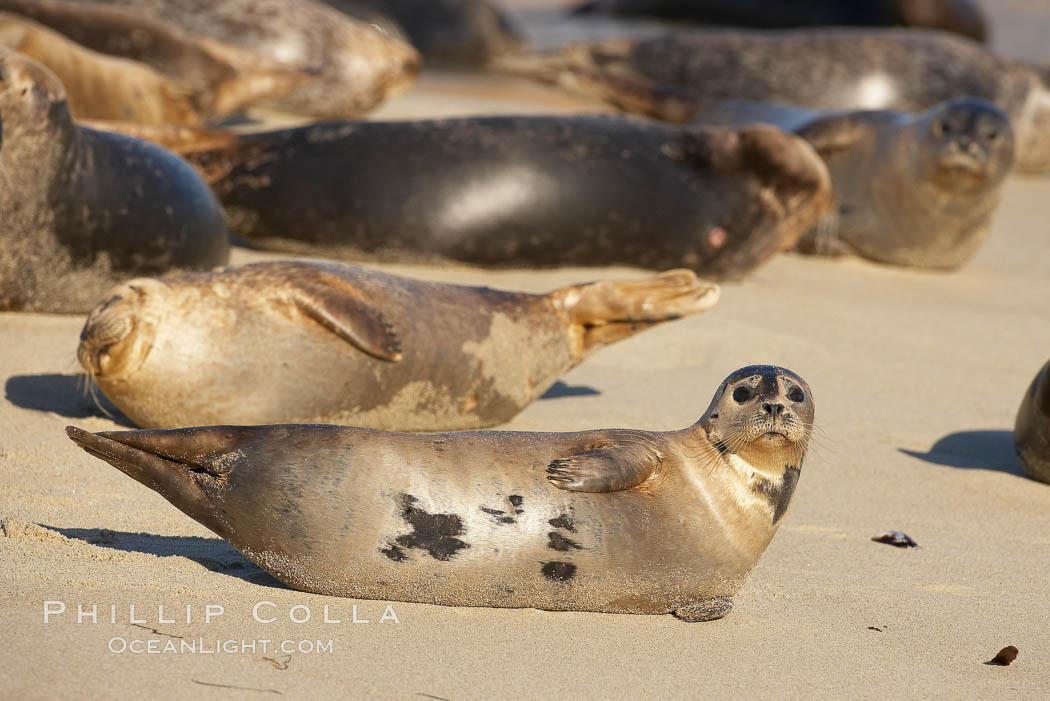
[1015,359,1050,484]
[174,115,832,280]
[325,0,523,67]
[0,50,229,313]
[496,28,1050,174]
[45,0,421,117]
[0,0,308,119]
[0,12,198,123]
[77,261,719,430]
[690,97,1015,268]
[570,0,987,42]
[66,365,814,620]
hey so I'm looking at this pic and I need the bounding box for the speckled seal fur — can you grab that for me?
[691,97,1016,268]
[77,260,719,430]
[49,0,421,117]
[171,115,832,280]
[66,365,814,620]
[0,50,229,313]
[1015,359,1050,484]
[497,28,1050,175]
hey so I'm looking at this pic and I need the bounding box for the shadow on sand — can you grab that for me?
[899,429,1025,477]
[5,373,134,427]
[539,381,600,399]
[52,526,284,589]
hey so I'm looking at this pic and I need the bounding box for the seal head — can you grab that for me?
[1015,359,1050,484]
[921,98,1014,193]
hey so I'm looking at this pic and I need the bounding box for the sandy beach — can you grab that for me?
[3,1,1050,698]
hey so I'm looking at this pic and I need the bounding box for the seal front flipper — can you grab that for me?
[546,436,663,492]
[281,268,403,362]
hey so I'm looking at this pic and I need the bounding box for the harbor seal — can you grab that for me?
[76,261,719,430]
[1015,359,1050,484]
[0,0,307,119]
[496,28,1050,174]
[0,50,229,313]
[570,0,987,42]
[176,115,833,280]
[326,0,523,67]
[0,12,198,123]
[47,0,421,117]
[66,364,814,619]
[691,97,1015,268]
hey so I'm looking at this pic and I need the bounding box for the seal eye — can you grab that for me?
[732,386,753,403]
[787,387,805,403]
[984,127,999,142]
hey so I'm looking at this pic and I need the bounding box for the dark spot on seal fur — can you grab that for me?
[754,465,801,525]
[714,439,729,454]
[389,493,469,561]
[547,532,583,551]
[381,544,408,562]
[480,506,516,525]
[541,561,577,581]
[548,514,576,533]
[509,495,524,514]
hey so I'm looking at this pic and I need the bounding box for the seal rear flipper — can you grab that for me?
[78,120,239,156]
[285,272,403,362]
[65,426,228,534]
[556,270,719,354]
[546,437,664,492]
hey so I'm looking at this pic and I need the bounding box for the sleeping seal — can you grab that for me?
[77,261,719,430]
[66,364,814,620]
[691,97,1016,268]
[174,115,833,280]
[1015,359,1050,484]
[0,50,229,313]
[496,28,1050,174]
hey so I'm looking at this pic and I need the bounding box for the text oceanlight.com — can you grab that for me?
[107,638,334,655]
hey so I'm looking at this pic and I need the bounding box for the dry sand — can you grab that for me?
[2,1,1049,698]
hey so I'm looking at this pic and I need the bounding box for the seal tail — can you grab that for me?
[65,426,243,535]
[554,270,720,354]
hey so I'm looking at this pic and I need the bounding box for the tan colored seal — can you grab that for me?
[1015,359,1050,484]
[67,364,814,620]
[0,12,198,123]
[77,260,719,430]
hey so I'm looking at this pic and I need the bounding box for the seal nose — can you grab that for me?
[763,402,784,417]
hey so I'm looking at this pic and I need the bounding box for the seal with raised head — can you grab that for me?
[175,115,832,280]
[0,50,229,313]
[691,97,1016,268]
[66,365,814,620]
[325,0,524,67]
[569,0,987,42]
[0,0,307,119]
[496,28,1050,174]
[1015,359,1050,484]
[0,11,198,123]
[77,260,719,430]
[45,0,421,117]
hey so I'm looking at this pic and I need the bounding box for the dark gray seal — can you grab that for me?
[1016,359,1050,484]
[325,0,524,67]
[66,364,814,620]
[76,261,719,430]
[496,28,1050,174]
[690,97,1016,268]
[177,115,833,281]
[570,0,987,42]
[0,50,229,313]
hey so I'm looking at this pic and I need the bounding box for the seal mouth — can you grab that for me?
[760,430,789,441]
